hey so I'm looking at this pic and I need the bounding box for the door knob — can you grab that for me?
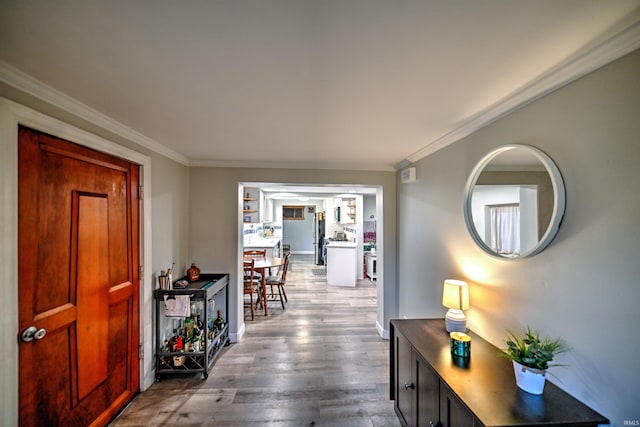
[404,382,415,390]
[20,326,47,342]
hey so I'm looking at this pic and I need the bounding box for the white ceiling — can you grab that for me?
[1,1,639,172]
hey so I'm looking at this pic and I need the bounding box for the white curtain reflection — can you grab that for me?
[489,204,520,256]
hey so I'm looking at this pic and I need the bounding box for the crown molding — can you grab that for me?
[190,158,395,172]
[0,61,189,166]
[402,20,640,167]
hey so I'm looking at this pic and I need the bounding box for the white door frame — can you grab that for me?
[235,182,386,342]
[0,98,154,427]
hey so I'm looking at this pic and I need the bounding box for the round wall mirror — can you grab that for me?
[463,144,565,259]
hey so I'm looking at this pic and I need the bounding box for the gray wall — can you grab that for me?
[273,199,325,253]
[283,210,315,253]
[151,154,190,281]
[0,82,191,280]
[363,194,376,221]
[397,49,640,424]
[188,167,396,338]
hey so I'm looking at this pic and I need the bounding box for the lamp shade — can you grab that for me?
[442,279,469,310]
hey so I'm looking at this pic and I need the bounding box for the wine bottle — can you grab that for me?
[192,324,201,352]
[184,317,194,340]
[213,310,225,332]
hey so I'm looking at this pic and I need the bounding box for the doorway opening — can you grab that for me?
[237,182,384,339]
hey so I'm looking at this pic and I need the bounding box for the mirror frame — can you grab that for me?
[462,144,566,259]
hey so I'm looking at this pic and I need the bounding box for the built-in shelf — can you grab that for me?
[243,191,259,223]
[345,200,356,223]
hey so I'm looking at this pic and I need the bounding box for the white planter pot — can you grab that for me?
[513,361,546,395]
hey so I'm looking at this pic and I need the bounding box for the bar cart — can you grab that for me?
[154,273,229,380]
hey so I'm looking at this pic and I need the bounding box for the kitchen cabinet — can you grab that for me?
[261,193,273,222]
[326,241,357,286]
[155,274,229,381]
[390,319,609,427]
[365,253,376,280]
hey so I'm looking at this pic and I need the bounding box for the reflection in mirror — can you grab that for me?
[463,145,565,259]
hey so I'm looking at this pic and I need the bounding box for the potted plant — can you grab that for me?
[503,327,569,394]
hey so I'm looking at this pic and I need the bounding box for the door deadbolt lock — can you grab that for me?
[21,326,47,342]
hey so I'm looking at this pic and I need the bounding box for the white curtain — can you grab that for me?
[489,204,520,256]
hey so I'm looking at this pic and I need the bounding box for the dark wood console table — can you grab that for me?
[390,318,609,427]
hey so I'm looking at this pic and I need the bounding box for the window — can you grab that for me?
[488,203,520,256]
[283,206,305,220]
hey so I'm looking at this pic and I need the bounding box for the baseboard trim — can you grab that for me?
[377,320,389,340]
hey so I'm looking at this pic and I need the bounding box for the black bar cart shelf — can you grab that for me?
[154,273,229,380]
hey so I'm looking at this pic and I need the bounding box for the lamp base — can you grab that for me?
[445,309,467,333]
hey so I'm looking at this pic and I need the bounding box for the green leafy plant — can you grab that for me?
[503,327,570,371]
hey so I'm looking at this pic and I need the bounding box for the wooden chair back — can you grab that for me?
[243,249,266,257]
[279,252,291,284]
[265,253,291,310]
[243,259,256,320]
[243,259,255,283]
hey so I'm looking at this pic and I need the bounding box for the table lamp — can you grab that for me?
[442,279,469,333]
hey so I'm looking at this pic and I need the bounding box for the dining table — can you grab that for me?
[243,256,285,316]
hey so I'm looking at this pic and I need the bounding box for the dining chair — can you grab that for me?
[243,249,268,277]
[265,252,290,310]
[243,259,262,320]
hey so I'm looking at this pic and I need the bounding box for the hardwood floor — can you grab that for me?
[110,254,399,426]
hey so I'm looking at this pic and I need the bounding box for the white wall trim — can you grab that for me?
[376,320,389,340]
[191,158,396,172]
[0,61,189,166]
[0,98,154,427]
[231,323,245,343]
[402,20,640,167]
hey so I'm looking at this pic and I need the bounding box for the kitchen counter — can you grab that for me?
[244,237,281,248]
[244,237,282,257]
[325,241,357,248]
[326,242,357,286]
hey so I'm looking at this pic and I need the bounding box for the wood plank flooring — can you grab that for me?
[110,254,399,426]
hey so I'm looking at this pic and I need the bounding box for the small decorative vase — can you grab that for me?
[187,263,200,281]
[513,361,546,394]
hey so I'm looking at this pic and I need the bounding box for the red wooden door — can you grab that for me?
[18,126,140,427]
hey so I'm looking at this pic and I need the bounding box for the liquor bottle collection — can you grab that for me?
[161,308,226,354]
